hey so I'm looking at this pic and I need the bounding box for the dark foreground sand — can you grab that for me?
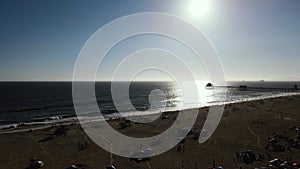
[0,95,300,169]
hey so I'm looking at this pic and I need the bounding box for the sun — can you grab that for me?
[189,0,210,18]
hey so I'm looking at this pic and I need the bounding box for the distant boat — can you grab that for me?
[206,83,213,87]
[259,80,265,82]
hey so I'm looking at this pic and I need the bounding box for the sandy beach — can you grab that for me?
[1,95,300,169]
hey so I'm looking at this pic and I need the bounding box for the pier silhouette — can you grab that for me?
[213,85,300,93]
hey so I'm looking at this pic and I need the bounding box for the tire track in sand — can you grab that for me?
[247,125,262,148]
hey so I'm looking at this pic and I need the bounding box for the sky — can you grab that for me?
[0,0,300,81]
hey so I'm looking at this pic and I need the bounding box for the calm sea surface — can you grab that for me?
[0,81,299,128]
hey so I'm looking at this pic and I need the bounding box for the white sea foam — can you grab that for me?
[1,92,299,131]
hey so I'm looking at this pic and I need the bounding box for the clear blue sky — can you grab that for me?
[0,0,299,81]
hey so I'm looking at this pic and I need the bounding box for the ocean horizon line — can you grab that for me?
[1,80,300,82]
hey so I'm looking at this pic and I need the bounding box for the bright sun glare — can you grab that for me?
[189,0,210,18]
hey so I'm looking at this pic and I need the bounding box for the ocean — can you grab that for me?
[0,81,299,129]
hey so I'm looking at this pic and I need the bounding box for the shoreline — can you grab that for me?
[1,92,299,134]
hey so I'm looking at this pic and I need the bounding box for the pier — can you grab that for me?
[215,86,300,93]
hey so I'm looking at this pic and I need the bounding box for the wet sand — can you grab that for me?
[0,95,300,169]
